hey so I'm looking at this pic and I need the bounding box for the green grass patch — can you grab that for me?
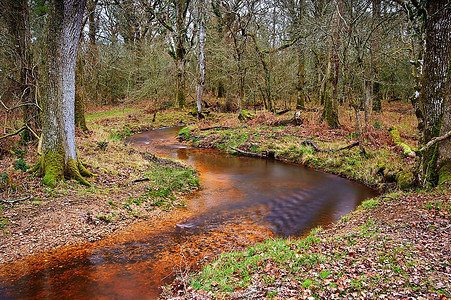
[86,108,140,121]
[191,229,325,292]
[141,159,199,209]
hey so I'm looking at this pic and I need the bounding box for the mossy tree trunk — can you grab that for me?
[417,0,451,186]
[322,0,342,129]
[34,0,90,187]
[296,47,306,109]
[174,0,189,108]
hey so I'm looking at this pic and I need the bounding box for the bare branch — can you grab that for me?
[418,131,451,153]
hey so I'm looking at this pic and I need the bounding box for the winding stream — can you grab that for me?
[0,127,377,299]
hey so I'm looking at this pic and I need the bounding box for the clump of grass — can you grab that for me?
[141,159,199,209]
[360,197,380,210]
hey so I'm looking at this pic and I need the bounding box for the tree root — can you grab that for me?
[28,154,92,187]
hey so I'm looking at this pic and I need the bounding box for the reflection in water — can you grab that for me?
[0,127,378,299]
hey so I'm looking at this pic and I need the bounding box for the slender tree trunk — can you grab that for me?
[322,0,342,128]
[175,0,187,108]
[196,0,206,116]
[75,55,88,131]
[363,79,372,126]
[33,0,91,187]
[296,48,306,109]
[371,0,382,112]
[4,0,41,141]
[417,0,451,186]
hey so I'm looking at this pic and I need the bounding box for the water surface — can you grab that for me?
[0,126,377,299]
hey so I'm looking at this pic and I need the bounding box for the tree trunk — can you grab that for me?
[296,47,306,109]
[322,0,342,128]
[417,0,451,186]
[196,0,206,115]
[4,0,41,142]
[34,0,90,187]
[176,58,186,108]
[371,0,382,112]
[363,79,372,126]
[175,0,187,108]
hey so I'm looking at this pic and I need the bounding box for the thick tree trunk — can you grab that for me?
[34,0,90,187]
[417,0,451,186]
[196,0,206,115]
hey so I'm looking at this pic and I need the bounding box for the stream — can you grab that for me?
[0,127,377,299]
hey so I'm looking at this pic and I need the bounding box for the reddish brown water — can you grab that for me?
[0,127,377,299]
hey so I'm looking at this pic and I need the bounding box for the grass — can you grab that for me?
[190,228,325,292]
[85,108,140,121]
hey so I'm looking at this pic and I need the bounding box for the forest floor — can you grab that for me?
[0,105,199,264]
[1,100,449,298]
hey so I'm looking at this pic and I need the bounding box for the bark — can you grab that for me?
[196,0,206,115]
[417,0,451,186]
[174,0,188,108]
[322,0,342,128]
[35,0,91,187]
[4,0,41,141]
[371,0,382,112]
[296,48,306,109]
[363,79,372,126]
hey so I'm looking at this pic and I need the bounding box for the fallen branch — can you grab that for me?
[418,130,451,153]
[229,146,275,159]
[302,140,359,152]
[276,109,290,115]
[0,195,31,205]
[133,178,150,183]
[199,126,233,131]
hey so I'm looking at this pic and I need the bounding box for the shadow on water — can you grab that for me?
[0,126,378,299]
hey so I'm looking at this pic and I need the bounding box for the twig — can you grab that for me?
[0,126,26,140]
[0,196,31,205]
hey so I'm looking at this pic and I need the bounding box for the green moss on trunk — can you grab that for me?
[65,158,91,186]
[438,162,451,185]
[30,151,92,187]
[42,150,65,187]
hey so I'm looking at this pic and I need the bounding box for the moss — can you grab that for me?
[388,127,400,143]
[42,150,65,188]
[65,158,91,186]
[388,127,415,157]
[438,162,451,185]
[396,171,414,190]
[238,110,254,122]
